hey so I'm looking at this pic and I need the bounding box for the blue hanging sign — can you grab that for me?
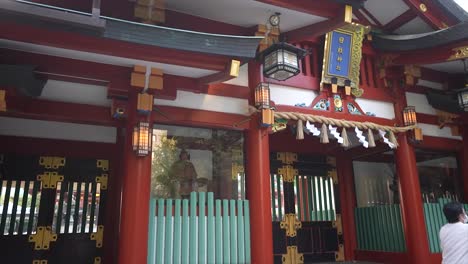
[327,31,352,78]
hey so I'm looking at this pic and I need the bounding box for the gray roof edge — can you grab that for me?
[432,0,468,22]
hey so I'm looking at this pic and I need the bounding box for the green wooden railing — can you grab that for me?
[355,205,406,252]
[424,199,468,253]
[147,192,251,264]
[271,174,336,222]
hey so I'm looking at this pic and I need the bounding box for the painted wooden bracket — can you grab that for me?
[96,174,108,190]
[332,214,343,235]
[277,152,297,164]
[37,172,64,189]
[29,226,57,250]
[335,244,345,261]
[280,214,302,237]
[39,156,66,169]
[278,165,298,183]
[0,90,6,112]
[91,225,104,248]
[97,159,109,171]
[33,260,48,264]
[328,169,338,184]
[282,246,304,264]
[94,257,101,264]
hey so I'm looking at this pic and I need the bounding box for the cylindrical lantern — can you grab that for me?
[255,82,270,109]
[132,121,152,156]
[457,87,468,112]
[260,42,306,81]
[403,106,417,126]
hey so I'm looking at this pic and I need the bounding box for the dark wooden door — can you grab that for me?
[270,152,344,263]
[0,153,108,264]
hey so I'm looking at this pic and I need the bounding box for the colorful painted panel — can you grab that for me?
[312,99,329,111]
[347,103,362,115]
[333,95,343,112]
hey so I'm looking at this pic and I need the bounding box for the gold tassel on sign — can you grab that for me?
[320,124,329,144]
[367,129,376,148]
[341,128,349,147]
[388,131,399,147]
[296,120,304,140]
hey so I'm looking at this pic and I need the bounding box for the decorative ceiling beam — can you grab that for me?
[359,7,382,27]
[353,10,374,27]
[383,9,417,32]
[255,0,343,18]
[197,60,241,86]
[283,5,353,42]
[402,0,453,29]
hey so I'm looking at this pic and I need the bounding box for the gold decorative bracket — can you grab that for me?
[96,174,108,190]
[404,65,421,85]
[332,214,343,235]
[29,226,57,250]
[91,225,104,248]
[39,156,65,169]
[37,172,64,189]
[280,214,302,237]
[94,257,102,264]
[277,152,297,164]
[33,260,48,264]
[335,244,345,261]
[97,160,109,171]
[278,165,298,182]
[328,169,338,184]
[282,246,304,264]
[231,164,245,180]
[448,46,468,61]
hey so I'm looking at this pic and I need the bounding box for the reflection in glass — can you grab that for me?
[151,125,245,200]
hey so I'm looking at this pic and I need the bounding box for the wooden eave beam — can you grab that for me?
[383,9,417,32]
[353,10,374,27]
[0,22,230,72]
[388,40,468,65]
[402,0,457,29]
[255,0,342,18]
[360,7,382,27]
[283,5,351,43]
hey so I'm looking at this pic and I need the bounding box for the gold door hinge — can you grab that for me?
[96,174,108,190]
[282,246,304,264]
[29,226,57,250]
[37,172,64,189]
[326,156,336,167]
[278,165,298,182]
[277,152,297,164]
[280,214,302,237]
[94,257,101,264]
[332,214,343,235]
[32,260,48,264]
[39,156,65,169]
[97,160,109,171]
[328,169,338,184]
[91,225,104,248]
[335,243,345,261]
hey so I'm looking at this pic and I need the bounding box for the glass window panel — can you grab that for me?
[93,182,101,233]
[151,125,245,200]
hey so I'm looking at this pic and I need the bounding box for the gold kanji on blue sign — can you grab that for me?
[321,24,369,97]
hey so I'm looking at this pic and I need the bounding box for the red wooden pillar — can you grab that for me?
[246,61,274,264]
[461,127,468,200]
[394,89,430,263]
[336,153,357,260]
[118,89,153,264]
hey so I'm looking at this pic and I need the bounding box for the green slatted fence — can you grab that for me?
[424,198,468,253]
[271,174,336,222]
[355,205,406,252]
[147,192,251,264]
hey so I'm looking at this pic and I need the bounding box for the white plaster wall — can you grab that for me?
[154,90,249,115]
[416,79,444,90]
[269,84,317,106]
[0,117,117,143]
[418,123,462,140]
[405,92,437,115]
[355,98,395,119]
[223,63,248,87]
[40,80,111,106]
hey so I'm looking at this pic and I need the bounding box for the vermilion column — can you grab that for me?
[336,154,357,260]
[118,89,152,264]
[246,61,274,264]
[394,90,430,263]
[461,127,468,200]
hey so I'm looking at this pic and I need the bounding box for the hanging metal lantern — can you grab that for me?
[403,106,417,126]
[260,42,306,81]
[457,87,468,112]
[132,121,152,156]
[255,82,270,109]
